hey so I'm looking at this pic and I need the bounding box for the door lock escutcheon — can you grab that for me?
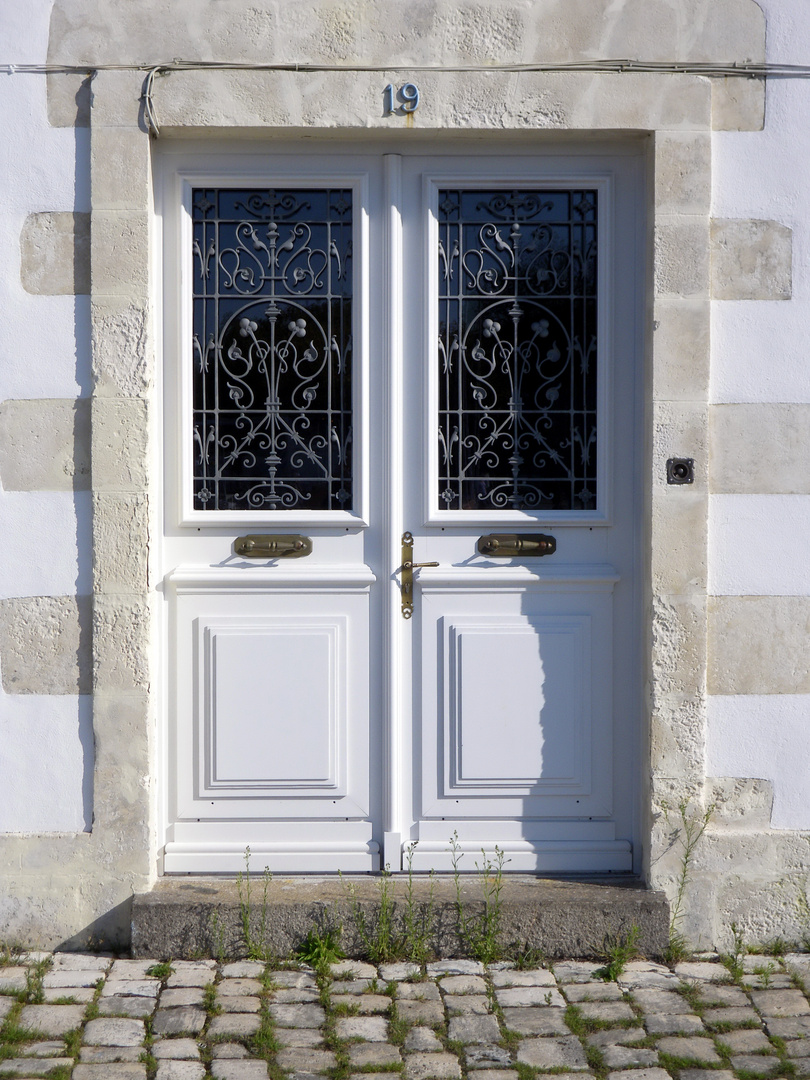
[401,532,439,619]
[477,533,557,557]
[234,534,313,558]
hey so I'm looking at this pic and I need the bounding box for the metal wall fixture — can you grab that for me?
[666,458,694,485]
[234,534,312,558]
[477,533,557,557]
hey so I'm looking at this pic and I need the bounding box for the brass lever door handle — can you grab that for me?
[400,532,439,619]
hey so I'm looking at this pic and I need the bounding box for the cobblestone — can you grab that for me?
[3,948,810,1080]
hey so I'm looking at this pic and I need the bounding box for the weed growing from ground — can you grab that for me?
[145,961,173,980]
[236,847,274,960]
[450,832,509,963]
[343,866,400,964]
[721,922,748,983]
[296,926,345,976]
[662,797,715,964]
[403,843,435,965]
[593,924,641,982]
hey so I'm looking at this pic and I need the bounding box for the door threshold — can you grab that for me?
[132,875,668,959]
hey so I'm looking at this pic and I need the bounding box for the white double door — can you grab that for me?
[159,144,642,875]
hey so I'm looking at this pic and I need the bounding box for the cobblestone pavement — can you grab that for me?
[3,951,810,1079]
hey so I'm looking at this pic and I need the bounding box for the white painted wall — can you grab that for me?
[0,0,92,833]
[709,0,810,829]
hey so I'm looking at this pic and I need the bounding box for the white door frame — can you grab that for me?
[155,138,644,875]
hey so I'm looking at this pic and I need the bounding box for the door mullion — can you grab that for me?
[382,154,405,870]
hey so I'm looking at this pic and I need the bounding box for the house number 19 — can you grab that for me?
[384,82,420,115]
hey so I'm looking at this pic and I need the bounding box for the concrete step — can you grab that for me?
[132,875,669,960]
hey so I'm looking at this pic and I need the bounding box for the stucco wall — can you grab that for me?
[4,0,809,952]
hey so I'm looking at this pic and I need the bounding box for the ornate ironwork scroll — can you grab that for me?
[437,189,598,511]
[192,188,353,511]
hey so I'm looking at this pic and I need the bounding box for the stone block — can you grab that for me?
[655,218,710,299]
[83,1018,146,1046]
[275,1029,324,1047]
[21,212,90,295]
[155,1064,205,1080]
[652,300,710,402]
[634,989,691,1014]
[222,962,265,978]
[495,987,565,1008]
[587,1028,648,1048]
[211,1063,269,1080]
[404,1027,443,1052]
[697,984,750,1007]
[500,1006,569,1036]
[466,1047,513,1068]
[440,975,487,994]
[751,990,810,1017]
[656,1037,721,1064]
[46,71,91,127]
[207,1014,262,1038]
[517,1036,588,1070]
[398,982,441,1001]
[603,1046,660,1069]
[219,997,260,1013]
[713,77,765,131]
[92,595,150,691]
[0,595,91,695]
[491,970,555,988]
[397,1000,445,1026]
[711,404,810,494]
[645,1014,704,1034]
[711,219,792,300]
[151,1008,206,1036]
[332,993,390,1013]
[405,1052,462,1080]
[91,398,149,492]
[428,961,485,976]
[18,1004,85,1037]
[347,1043,402,1067]
[708,596,810,695]
[729,1055,780,1075]
[272,988,319,1003]
[92,126,152,211]
[446,996,490,1015]
[575,1000,635,1022]
[655,132,711,215]
[717,1028,774,1053]
[269,1003,326,1027]
[335,1016,388,1041]
[91,296,152,398]
[153,1040,201,1060]
[0,398,90,491]
[331,960,377,979]
[563,982,623,1001]
[706,1007,760,1025]
[446,1014,501,1044]
[275,1047,337,1071]
[97,997,156,1019]
[74,1068,147,1079]
[79,1047,142,1063]
[607,1071,671,1080]
[91,210,150,299]
[380,963,421,980]
[217,978,262,996]
[101,980,159,999]
[159,988,204,1008]
[0,1060,74,1076]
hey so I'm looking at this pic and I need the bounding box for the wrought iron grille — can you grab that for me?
[191,188,353,511]
[437,189,598,511]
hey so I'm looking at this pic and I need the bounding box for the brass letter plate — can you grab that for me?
[477,533,556,557]
[234,534,312,558]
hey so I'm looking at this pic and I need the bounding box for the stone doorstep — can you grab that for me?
[131,875,669,960]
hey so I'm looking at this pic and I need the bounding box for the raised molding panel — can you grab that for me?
[446,615,590,792]
[202,617,344,794]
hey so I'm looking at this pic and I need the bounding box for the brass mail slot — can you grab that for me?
[477,533,556,558]
[234,534,312,559]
